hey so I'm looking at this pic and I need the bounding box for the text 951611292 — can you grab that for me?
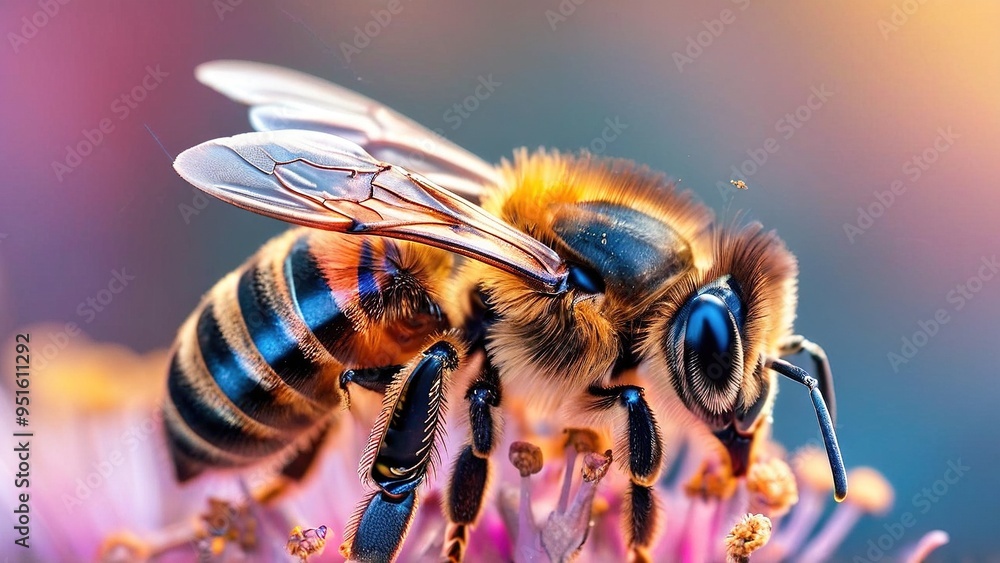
[12,333,32,549]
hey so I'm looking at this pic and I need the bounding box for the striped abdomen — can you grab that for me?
[164,228,452,482]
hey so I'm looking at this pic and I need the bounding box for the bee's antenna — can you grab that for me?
[765,356,848,502]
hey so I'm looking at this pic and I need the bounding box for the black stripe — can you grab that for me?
[286,236,354,356]
[197,302,313,429]
[237,263,323,407]
[164,412,231,478]
[163,404,214,481]
[280,425,330,481]
[167,348,286,458]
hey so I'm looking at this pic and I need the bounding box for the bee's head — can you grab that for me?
[645,223,797,426]
[647,224,846,499]
[642,223,845,481]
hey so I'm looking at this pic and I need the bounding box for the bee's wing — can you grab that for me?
[174,130,566,292]
[194,60,498,201]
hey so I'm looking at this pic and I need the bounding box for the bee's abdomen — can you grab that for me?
[165,231,351,481]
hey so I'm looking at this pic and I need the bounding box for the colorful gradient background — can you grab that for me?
[2,1,997,559]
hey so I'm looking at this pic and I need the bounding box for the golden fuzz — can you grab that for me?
[484,148,713,265]
[466,148,719,409]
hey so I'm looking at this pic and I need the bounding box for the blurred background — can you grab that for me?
[1,1,997,559]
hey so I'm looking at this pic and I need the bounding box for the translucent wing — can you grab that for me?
[174,129,567,292]
[195,60,498,201]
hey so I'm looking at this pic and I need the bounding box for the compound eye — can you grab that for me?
[684,293,737,383]
[566,262,606,294]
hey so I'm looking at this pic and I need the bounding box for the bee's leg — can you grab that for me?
[341,338,462,563]
[586,385,664,558]
[779,335,836,423]
[339,364,406,408]
[442,363,501,562]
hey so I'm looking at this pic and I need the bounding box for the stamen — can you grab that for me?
[509,441,546,561]
[902,530,950,563]
[681,458,735,562]
[541,449,613,561]
[558,429,602,512]
[724,513,772,563]
[793,445,835,494]
[796,467,894,562]
[286,525,329,562]
[767,446,833,558]
[100,495,262,562]
[745,457,799,518]
[194,497,258,558]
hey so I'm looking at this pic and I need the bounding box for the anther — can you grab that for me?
[286,525,329,562]
[565,428,601,454]
[725,513,772,563]
[582,449,613,483]
[746,457,799,518]
[509,441,545,561]
[509,441,544,478]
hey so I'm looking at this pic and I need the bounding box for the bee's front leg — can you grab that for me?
[441,361,502,562]
[339,364,406,408]
[341,338,463,563]
[586,384,665,557]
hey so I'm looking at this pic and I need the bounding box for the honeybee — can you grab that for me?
[166,60,846,562]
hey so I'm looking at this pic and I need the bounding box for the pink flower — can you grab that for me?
[5,329,948,562]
